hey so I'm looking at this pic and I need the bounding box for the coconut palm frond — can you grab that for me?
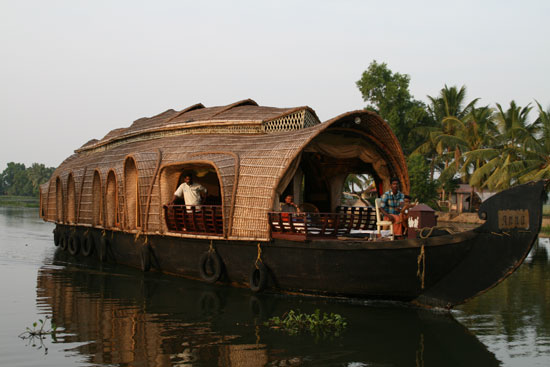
[469,157,500,188]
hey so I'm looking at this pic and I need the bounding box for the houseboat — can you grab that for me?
[40,99,546,309]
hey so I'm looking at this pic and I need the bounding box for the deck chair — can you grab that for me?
[375,198,394,240]
[299,202,319,213]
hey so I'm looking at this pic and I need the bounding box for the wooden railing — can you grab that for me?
[336,206,377,231]
[163,205,223,235]
[269,206,377,241]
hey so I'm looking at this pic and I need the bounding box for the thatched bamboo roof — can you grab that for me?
[41,100,409,241]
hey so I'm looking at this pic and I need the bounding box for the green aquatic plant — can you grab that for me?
[18,316,58,354]
[264,309,347,338]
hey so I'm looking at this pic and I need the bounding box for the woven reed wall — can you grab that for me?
[124,158,139,229]
[55,177,64,222]
[92,171,103,226]
[78,168,94,225]
[45,179,56,221]
[67,174,76,224]
[132,151,160,231]
[105,170,118,228]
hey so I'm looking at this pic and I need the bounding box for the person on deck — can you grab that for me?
[280,194,300,213]
[379,177,405,237]
[169,173,207,207]
[400,195,416,236]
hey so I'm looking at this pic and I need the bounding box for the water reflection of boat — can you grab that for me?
[39,100,546,308]
[37,252,500,367]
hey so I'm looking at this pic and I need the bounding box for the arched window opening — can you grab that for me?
[270,129,394,240]
[124,157,141,229]
[161,163,223,235]
[105,170,118,228]
[92,171,103,226]
[55,177,64,223]
[67,174,76,224]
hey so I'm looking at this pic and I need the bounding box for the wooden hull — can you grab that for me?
[53,181,545,309]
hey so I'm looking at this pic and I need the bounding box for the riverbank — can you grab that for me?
[437,211,550,237]
[0,195,39,208]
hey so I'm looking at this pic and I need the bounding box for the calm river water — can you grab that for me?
[1,207,549,367]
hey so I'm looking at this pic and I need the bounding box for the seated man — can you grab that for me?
[280,194,300,213]
[379,177,405,237]
[169,173,207,208]
[400,195,416,235]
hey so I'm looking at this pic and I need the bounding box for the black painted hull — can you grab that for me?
[53,181,546,309]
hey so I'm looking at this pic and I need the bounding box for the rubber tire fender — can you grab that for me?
[68,233,80,256]
[249,262,268,292]
[140,244,151,272]
[199,251,223,283]
[81,234,95,257]
[59,233,68,250]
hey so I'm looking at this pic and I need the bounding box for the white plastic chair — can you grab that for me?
[375,198,394,240]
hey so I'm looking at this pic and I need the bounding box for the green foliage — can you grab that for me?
[356,60,433,155]
[18,316,58,355]
[264,309,347,339]
[0,162,54,197]
[0,196,40,207]
[407,154,439,207]
[355,61,549,193]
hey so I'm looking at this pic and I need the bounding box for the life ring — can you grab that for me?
[199,251,223,283]
[140,244,151,272]
[99,236,109,262]
[81,234,95,257]
[249,261,268,292]
[53,228,60,246]
[68,233,80,256]
[59,233,68,250]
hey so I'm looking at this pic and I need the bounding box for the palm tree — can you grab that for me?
[467,101,534,191]
[516,101,550,182]
[414,85,475,181]
[418,85,479,200]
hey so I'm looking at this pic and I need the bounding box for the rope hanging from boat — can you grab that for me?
[417,243,426,290]
[134,229,148,244]
[418,226,457,238]
[255,242,263,268]
[208,240,215,253]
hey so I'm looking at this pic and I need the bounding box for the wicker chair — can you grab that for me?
[299,202,319,213]
[375,198,394,240]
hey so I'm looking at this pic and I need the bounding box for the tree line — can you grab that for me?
[0,162,55,197]
[356,60,550,206]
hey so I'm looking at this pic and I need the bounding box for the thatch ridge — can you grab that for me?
[210,99,258,117]
[166,103,205,122]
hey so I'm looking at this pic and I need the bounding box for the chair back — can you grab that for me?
[300,202,319,213]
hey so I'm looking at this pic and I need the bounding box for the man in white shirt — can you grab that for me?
[170,174,207,207]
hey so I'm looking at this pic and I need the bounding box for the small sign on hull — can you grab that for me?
[498,209,529,230]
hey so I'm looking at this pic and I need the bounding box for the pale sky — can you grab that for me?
[1,0,549,171]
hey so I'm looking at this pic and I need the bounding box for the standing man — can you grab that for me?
[280,194,300,213]
[379,177,405,237]
[170,173,207,207]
